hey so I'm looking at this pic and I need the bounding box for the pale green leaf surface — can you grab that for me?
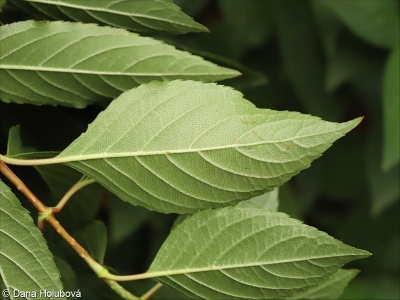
[147,207,370,299]
[10,0,208,34]
[289,269,359,299]
[0,21,239,107]
[55,80,361,213]
[382,46,400,170]
[0,180,64,299]
[320,0,399,48]
[239,188,279,211]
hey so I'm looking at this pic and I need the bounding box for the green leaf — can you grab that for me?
[239,188,279,211]
[0,20,239,108]
[320,0,400,48]
[289,269,359,300]
[147,207,370,299]
[49,80,361,213]
[382,46,400,170]
[10,0,208,34]
[0,179,64,298]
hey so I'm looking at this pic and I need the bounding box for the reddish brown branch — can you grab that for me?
[0,161,89,259]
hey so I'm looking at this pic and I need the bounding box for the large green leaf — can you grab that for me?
[146,207,370,299]
[41,80,360,214]
[320,0,399,48]
[10,0,208,34]
[382,46,400,170]
[0,179,64,298]
[0,20,239,107]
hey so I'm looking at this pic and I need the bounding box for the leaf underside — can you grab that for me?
[10,0,208,34]
[148,207,370,299]
[0,21,239,107]
[56,80,361,213]
[0,180,63,297]
[289,268,359,300]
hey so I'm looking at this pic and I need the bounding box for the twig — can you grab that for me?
[53,176,95,213]
[0,161,47,214]
[38,176,95,230]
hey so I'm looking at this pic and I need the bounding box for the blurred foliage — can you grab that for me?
[0,0,398,299]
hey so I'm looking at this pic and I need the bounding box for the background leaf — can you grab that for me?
[382,46,400,170]
[273,0,341,120]
[0,179,64,298]
[9,0,208,34]
[0,20,239,107]
[147,207,370,299]
[72,220,107,264]
[320,0,400,48]
[0,0,6,13]
[109,199,152,246]
[54,256,78,292]
[55,80,360,213]
[367,122,399,217]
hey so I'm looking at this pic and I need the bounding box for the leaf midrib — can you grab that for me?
[57,132,329,162]
[0,65,232,76]
[143,252,365,280]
